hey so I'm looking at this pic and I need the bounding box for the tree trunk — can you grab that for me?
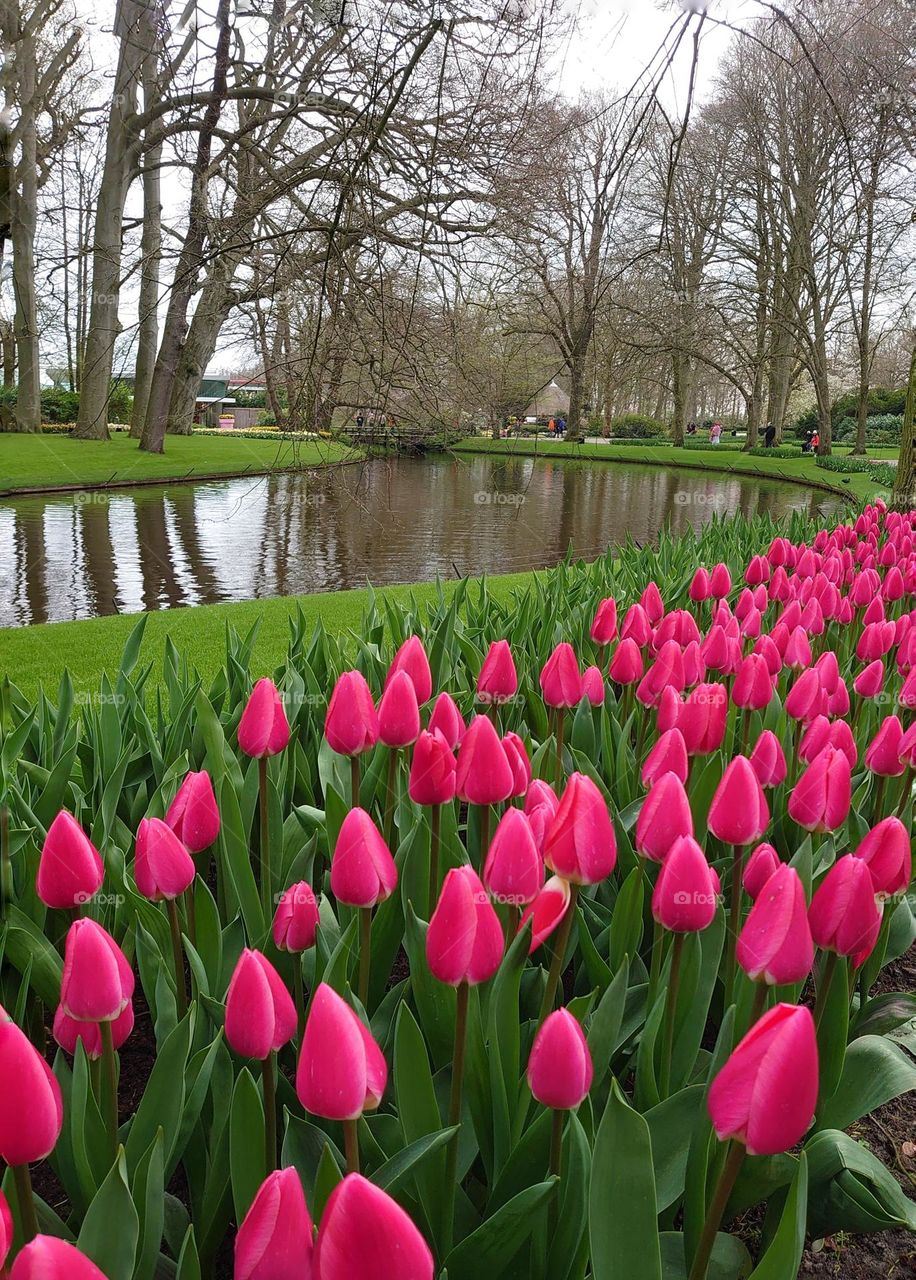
[130,46,163,439]
[10,23,40,432]
[891,341,916,513]
[1,322,14,386]
[671,351,687,447]
[164,278,234,432]
[566,354,586,442]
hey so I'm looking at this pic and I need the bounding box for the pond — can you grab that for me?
[0,454,841,627]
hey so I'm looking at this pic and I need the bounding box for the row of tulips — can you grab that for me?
[0,503,913,1279]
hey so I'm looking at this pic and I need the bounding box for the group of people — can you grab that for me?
[547,416,567,436]
[686,420,724,444]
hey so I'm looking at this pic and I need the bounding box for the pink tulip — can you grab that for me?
[527,1009,593,1109]
[636,641,685,707]
[754,633,783,677]
[53,1002,134,1061]
[377,670,421,748]
[620,603,652,648]
[502,731,532,796]
[225,949,297,1060]
[749,730,787,788]
[745,554,770,586]
[330,809,397,908]
[483,809,542,906]
[707,757,769,846]
[641,580,665,623]
[540,642,582,708]
[524,780,559,853]
[736,864,813,985]
[386,636,432,704]
[642,727,689,787]
[238,678,290,758]
[636,772,694,863]
[543,772,617,884]
[325,671,379,757]
[656,684,682,736]
[682,639,706,687]
[165,770,220,852]
[313,1174,433,1280]
[135,816,196,901]
[652,835,719,932]
[784,626,812,671]
[0,1006,63,1164]
[581,665,605,706]
[809,856,883,967]
[899,668,916,711]
[899,721,916,768]
[784,668,822,723]
[853,816,911,897]
[10,1237,108,1280]
[679,682,727,755]
[788,745,851,833]
[742,843,781,900]
[710,563,732,598]
[732,655,773,711]
[865,716,905,777]
[427,692,464,748]
[455,715,515,805]
[519,875,572,952]
[689,567,711,602]
[590,597,618,645]
[235,1167,314,1280]
[36,810,104,910]
[408,730,457,806]
[426,866,503,985]
[814,650,839,694]
[0,1190,11,1271]
[608,637,644,685]
[273,882,320,952]
[477,640,518,704]
[708,1004,818,1155]
[60,918,134,1023]
[296,984,387,1120]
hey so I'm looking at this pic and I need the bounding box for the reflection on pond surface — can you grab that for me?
[0,454,840,627]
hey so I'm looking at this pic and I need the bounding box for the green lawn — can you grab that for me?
[0,432,358,495]
[453,438,890,504]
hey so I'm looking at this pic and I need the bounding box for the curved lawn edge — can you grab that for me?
[450,438,879,504]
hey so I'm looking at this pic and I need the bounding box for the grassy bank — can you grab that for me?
[452,437,890,503]
[0,432,358,495]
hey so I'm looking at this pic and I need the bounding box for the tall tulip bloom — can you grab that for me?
[235,1168,314,1280]
[60,918,133,1024]
[427,691,464,748]
[377,670,421,748]
[408,729,456,913]
[742,843,781,900]
[477,639,518,705]
[53,1003,134,1062]
[679,682,728,755]
[386,636,432,704]
[331,808,397,1006]
[273,882,320,953]
[455,715,514,807]
[543,772,616,886]
[635,771,693,863]
[0,1190,11,1269]
[313,1174,433,1280]
[10,1237,108,1279]
[238,678,290,758]
[135,816,195,1016]
[0,1006,63,1242]
[642,727,689,786]
[708,757,769,848]
[853,816,911,897]
[788,745,851,833]
[325,671,379,804]
[541,642,582,784]
[519,875,572,953]
[483,808,542,931]
[608,637,644,686]
[528,1008,593,1110]
[590,597,618,646]
[809,855,883,968]
[165,770,220,853]
[749,730,787,788]
[736,864,813,986]
[36,810,104,910]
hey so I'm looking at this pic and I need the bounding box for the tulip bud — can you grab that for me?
[652,835,719,932]
[749,730,787,788]
[60,918,134,1023]
[331,809,397,908]
[273,881,320,952]
[581,665,605,706]
[641,727,689,787]
[865,715,905,777]
[784,668,822,722]
[455,716,514,805]
[235,1167,314,1280]
[640,580,665,623]
[621,603,652,647]
[53,1002,134,1061]
[707,757,769,846]
[655,684,682,735]
[477,640,518,704]
[590,597,618,645]
[736,864,813,985]
[36,811,104,911]
[325,671,379,757]
[296,984,387,1120]
[528,1009,593,1109]
[502,731,532,796]
[809,855,883,967]
[788,745,851,833]
[135,816,196,901]
[0,1190,11,1271]
[386,636,432,704]
[636,771,694,863]
[165,770,220,852]
[238,678,290,758]
[742,842,781,900]
[524,780,559,853]
[9,1237,108,1280]
[0,1007,63,1164]
[483,809,542,907]
[679,682,727,755]
[708,1004,818,1155]
[377,670,421,748]
[543,772,616,884]
[427,692,465,748]
[313,1174,433,1280]
[710,563,732,598]
[426,866,503,985]
[408,730,457,806]
[519,875,571,952]
[608,637,644,685]
[853,816,911,897]
[225,949,297,1060]
[731,655,773,711]
[689,567,711,601]
[540,642,582,708]
[784,626,812,670]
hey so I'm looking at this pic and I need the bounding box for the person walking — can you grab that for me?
[764,422,776,448]
[710,421,722,446]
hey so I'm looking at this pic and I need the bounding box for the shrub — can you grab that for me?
[816,454,896,487]
[834,414,902,445]
[609,413,667,439]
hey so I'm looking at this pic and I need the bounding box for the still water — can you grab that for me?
[0,454,839,626]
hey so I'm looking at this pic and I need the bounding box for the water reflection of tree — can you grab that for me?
[13,506,50,624]
[133,493,185,611]
[79,501,119,616]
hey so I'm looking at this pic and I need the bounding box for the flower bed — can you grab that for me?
[0,505,913,1278]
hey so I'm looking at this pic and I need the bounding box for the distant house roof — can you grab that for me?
[525,381,570,418]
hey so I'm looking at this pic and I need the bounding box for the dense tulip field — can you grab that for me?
[0,503,914,1279]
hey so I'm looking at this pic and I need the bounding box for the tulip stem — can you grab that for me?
[478,803,491,868]
[507,903,520,943]
[634,712,647,768]
[166,897,189,1019]
[383,749,398,848]
[548,1107,564,1240]
[739,708,752,758]
[748,981,767,1030]
[687,1141,745,1280]
[343,1118,360,1175]
[186,879,198,949]
[262,1052,277,1173]
[724,845,745,1004]
[895,768,911,817]
[259,757,271,914]
[647,917,664,1011]
[99,1019,119,1164]
[873,774,887,821]
[12,1163,38,1243]
[555,711,565,788]
[443,980,470,1256]
[660,933,685,1098]
[428,803,441,917]
[813,951,839,1030]
[350,755,360,807]
[358,906,372,1009]
[538,884,579,1025]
